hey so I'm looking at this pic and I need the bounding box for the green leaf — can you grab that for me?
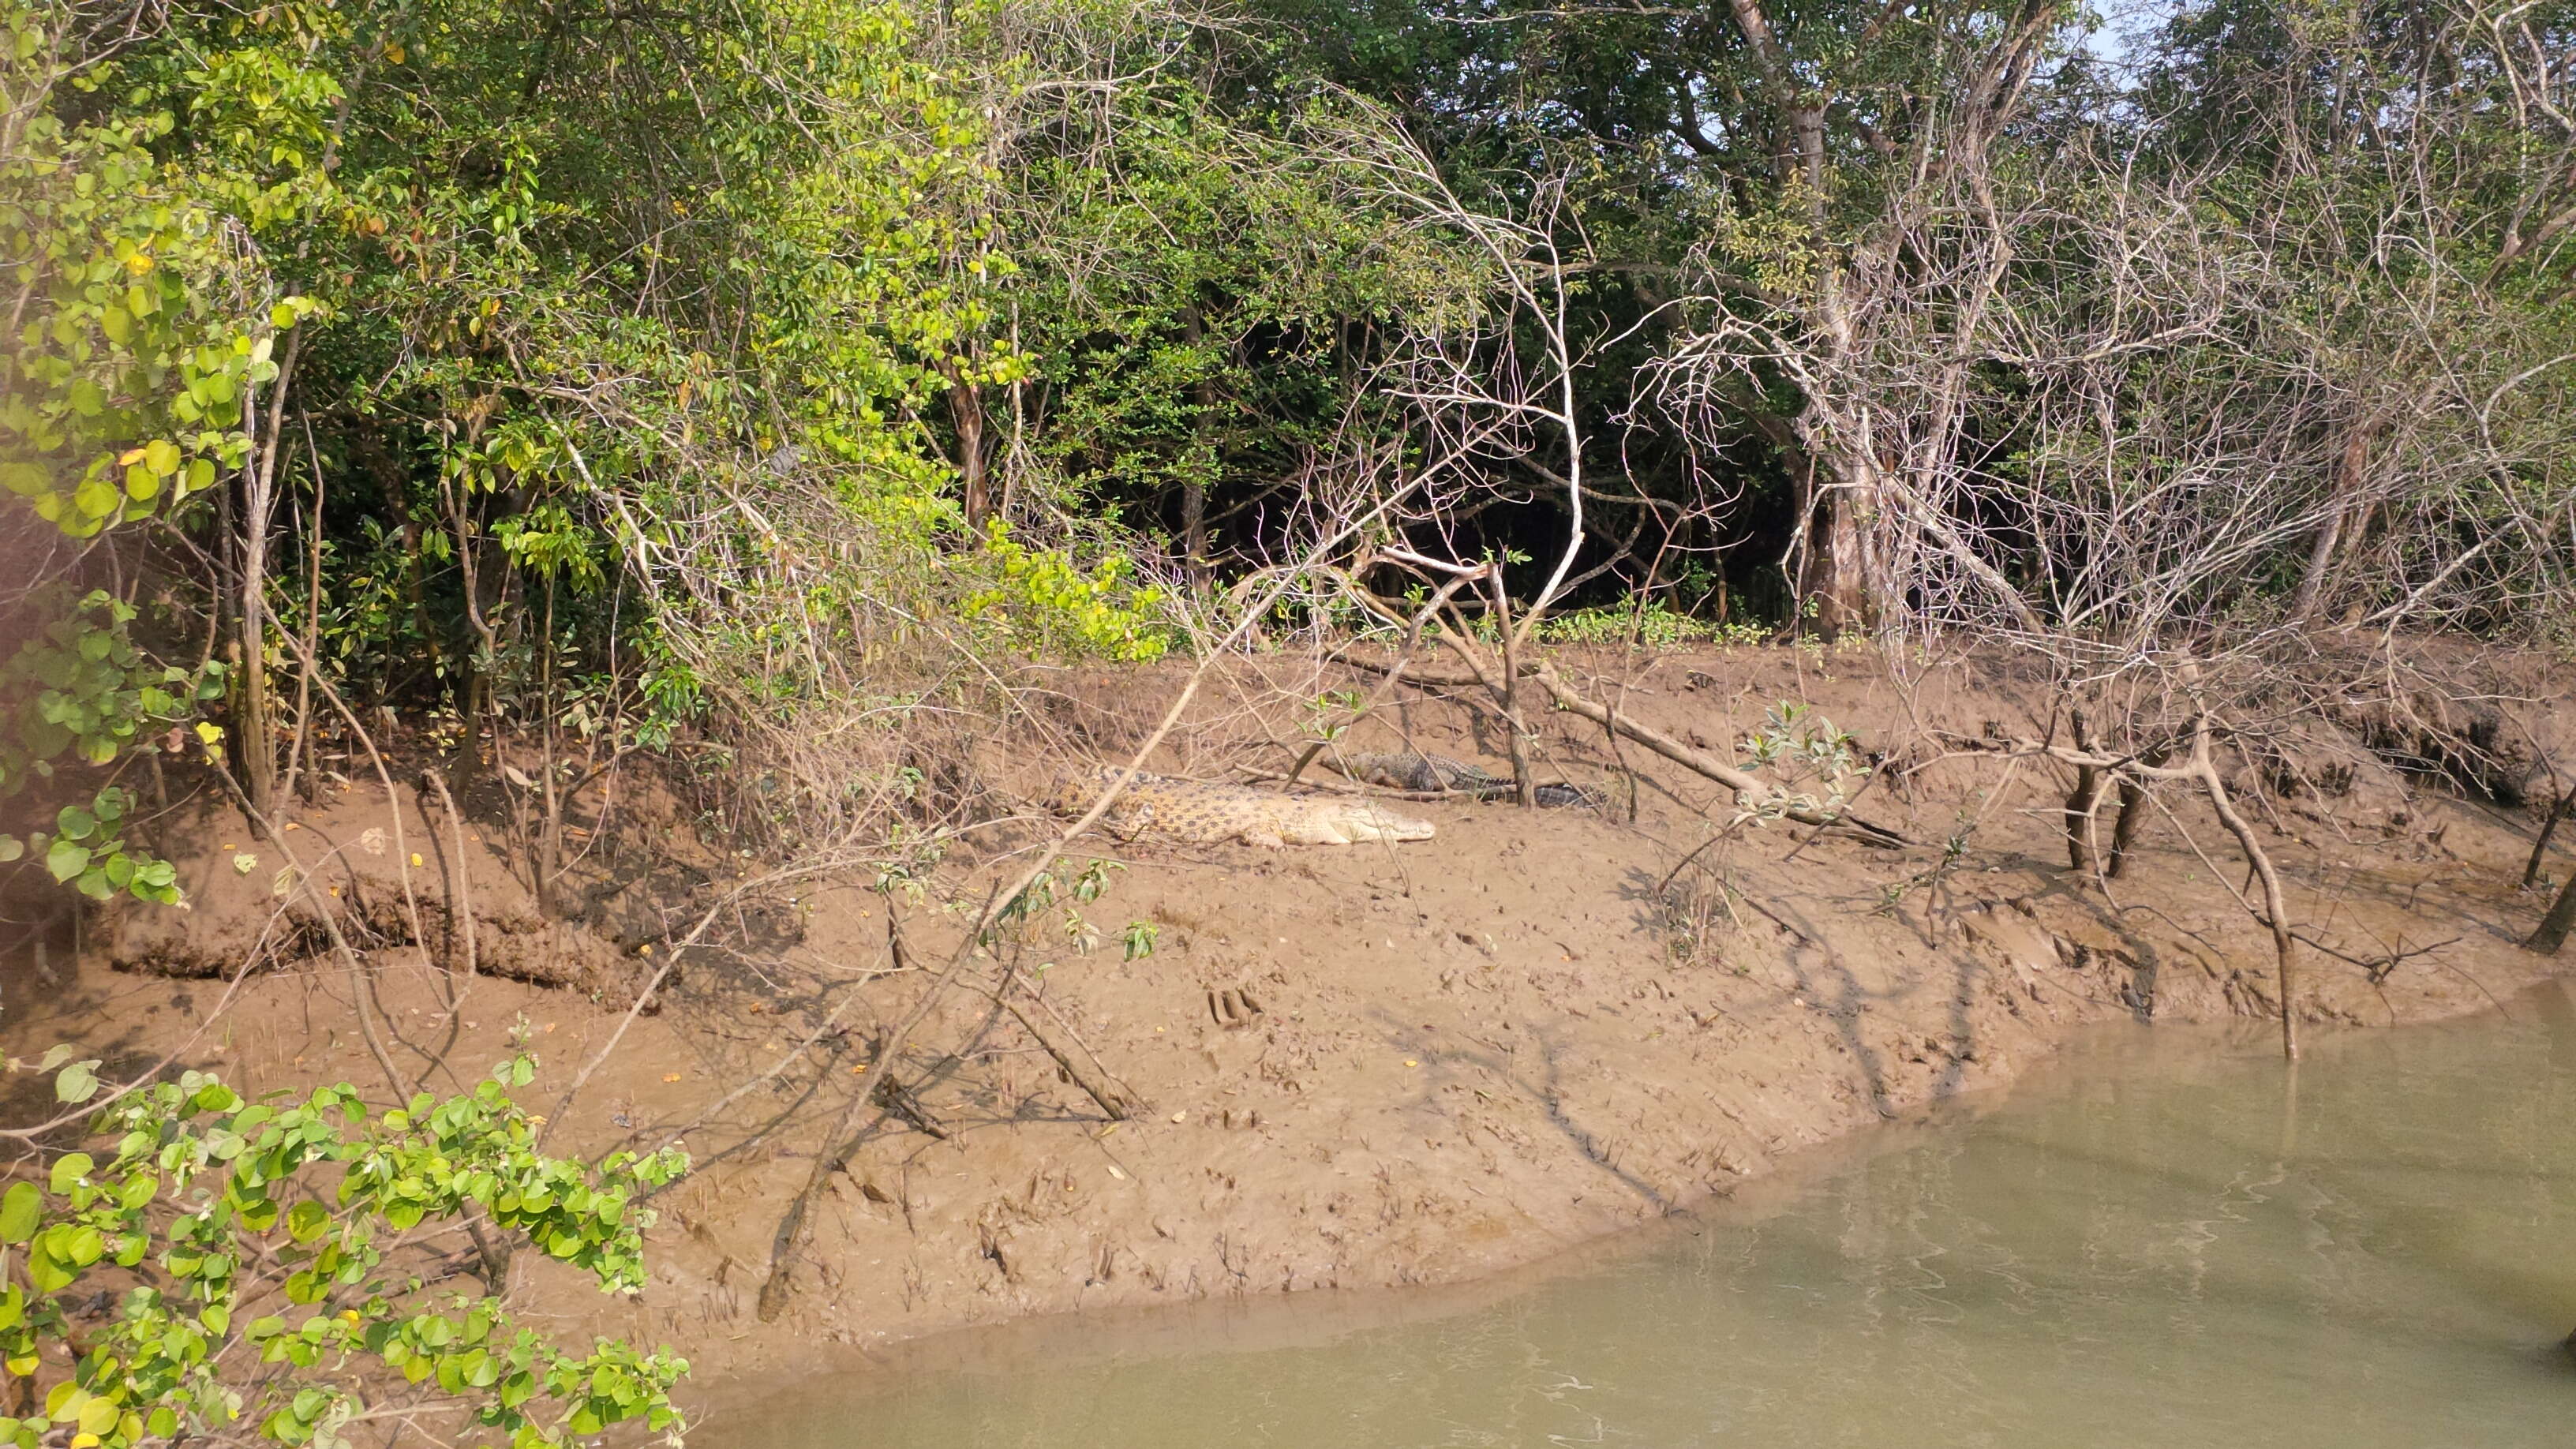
[24,1245,71,1293]
[0,1184,40,1243]
[285,1200,328,1244]
[43,840,90,882]
[73,477,118,519]
[50,1154,92,1193]
[0,837,21,863]
[53,1061,98,1104]
[53,807,95,842]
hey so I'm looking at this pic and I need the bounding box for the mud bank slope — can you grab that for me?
[6,645,2570,1394]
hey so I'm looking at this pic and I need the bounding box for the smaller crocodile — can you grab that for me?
[1046,767,1436,848]
[1322,751,1606,810]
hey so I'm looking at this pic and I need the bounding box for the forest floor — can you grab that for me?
[6,640,2571,1414]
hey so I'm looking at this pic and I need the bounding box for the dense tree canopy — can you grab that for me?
[0,0,2570,856]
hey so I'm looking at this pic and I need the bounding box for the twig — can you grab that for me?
[421,771,478,982]
[988,964,1140,1121]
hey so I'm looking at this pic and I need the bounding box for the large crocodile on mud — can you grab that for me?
[1046,767,1436,848]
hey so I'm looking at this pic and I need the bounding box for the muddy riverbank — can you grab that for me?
[6,643,2570,1395]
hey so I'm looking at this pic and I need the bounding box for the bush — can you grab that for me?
[0,1052,688,1449]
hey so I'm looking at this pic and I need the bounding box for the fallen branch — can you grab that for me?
[1337,652,1911,844]
[757,913,966,1322]
[1526,664,1911,846]
[989,965,1141,1121]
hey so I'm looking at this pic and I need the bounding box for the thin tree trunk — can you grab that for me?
[279,429,326,805]
[2193,724,2300,1061]
[2289,421,2378,624]
[2104,773,2148,878]
[2524,786,2572,890]
[2064,710,2105,873]
[1181,308,1212,591]
[2102,743,2171,879]
[1481,575,1537,808]
[944,363,990,534]
[237,406,268,813]
[2531,871,2576,956]
[234,331,304,817]
[536,577,564,919]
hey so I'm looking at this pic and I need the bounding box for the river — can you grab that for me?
[710,982,2576,1447]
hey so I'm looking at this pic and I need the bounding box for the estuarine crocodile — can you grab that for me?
[1321,751,1606,809]
[1046,767,1436,848]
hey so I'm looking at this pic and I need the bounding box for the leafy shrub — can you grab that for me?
[962,520,1173,662]
[0,1051,688,1449]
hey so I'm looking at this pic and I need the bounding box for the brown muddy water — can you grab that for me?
[707,983,2576,1448]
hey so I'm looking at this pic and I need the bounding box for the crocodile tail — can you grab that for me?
[1533,783,1608,810]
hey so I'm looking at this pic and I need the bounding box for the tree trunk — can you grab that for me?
[948,373,990,534]
[2531,871,2576,956]
[1482,574,1538,808]
[2288,419,2379,625]
[2064,710,2104,873]
[2524,786,2571,890]
[1813,482,1874,636]
[2102,743,2170,878]
[232,332,303,818]
[1181,308,1213,591]
[2195,728,2300,1061]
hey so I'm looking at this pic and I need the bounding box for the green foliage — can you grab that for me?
[17,786,180,905]
[1534,604,1766,648]
[0,593,223,902]
[962,521,1172,661]
[0,593,223,793]
[1119,919,1159,962]
[0,1054,687,1449]
[1002,77,1482,547]
[0,1,321,539]
[1731,702,1863,828]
